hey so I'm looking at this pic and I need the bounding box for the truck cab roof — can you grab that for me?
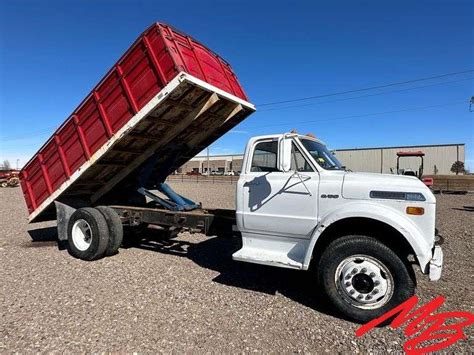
[249,132,326,146]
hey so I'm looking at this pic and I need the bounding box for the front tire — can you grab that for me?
[317,235,415,323]
[67,207,109,261]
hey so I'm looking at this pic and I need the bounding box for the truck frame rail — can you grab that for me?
[110,205,236,236]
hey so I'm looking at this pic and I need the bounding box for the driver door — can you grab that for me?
[240,138,319,238]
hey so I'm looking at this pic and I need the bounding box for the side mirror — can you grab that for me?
[279,136,292,172]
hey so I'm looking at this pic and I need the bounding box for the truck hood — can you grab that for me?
[342,172,435,203]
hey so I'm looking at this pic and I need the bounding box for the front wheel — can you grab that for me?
[317,235,415,323]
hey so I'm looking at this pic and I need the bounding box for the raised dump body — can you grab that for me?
[20,23,255,222]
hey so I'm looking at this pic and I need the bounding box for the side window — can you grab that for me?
[291,143,314,172]
[251,141,279,172]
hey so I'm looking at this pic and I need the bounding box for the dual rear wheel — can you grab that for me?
[67,206,123,261]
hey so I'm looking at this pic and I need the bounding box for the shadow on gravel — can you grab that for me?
[26,225,346,320]
[452,206,474,212]
[27,227,67,249]
[28,227,57,242]
[124,229,346,321]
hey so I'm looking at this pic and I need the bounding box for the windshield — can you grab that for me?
[300,139,344,170]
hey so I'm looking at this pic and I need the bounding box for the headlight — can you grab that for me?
[370,191,426,201]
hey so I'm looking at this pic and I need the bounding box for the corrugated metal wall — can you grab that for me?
[334,149,383,173]
[334,144,465,175]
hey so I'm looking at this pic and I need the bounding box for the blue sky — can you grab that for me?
[1,0,473,170]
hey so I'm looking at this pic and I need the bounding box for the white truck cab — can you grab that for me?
[234,132,443,322]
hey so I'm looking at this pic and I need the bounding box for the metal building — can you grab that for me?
[178,143,465,175]
[333,143,465,175]
[177,154,243,174]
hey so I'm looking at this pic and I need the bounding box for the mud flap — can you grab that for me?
[429,245,443,281]
[55,201,77,241]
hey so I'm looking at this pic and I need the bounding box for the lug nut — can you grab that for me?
[349,290,355,295]
[345,274,351,280]
[369,272,376,277]
[352,268,358,274]
[361,268,367,273]
[357,295,363,299]
[373,289,379,294]
[366,295,372,300]
[345,282,351,287]
[374,281,380,286]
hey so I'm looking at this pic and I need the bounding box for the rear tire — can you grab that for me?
[96,206,123,256]
[317,235,415,323]
[67,207,109,261]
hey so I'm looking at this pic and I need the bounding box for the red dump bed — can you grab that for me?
[20,23,254,222]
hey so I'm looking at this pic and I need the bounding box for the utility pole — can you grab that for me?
[207,147,210,175]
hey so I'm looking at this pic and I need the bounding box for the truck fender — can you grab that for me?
[302,202,432,272]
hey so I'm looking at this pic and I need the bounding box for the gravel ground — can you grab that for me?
[1,183,473,352]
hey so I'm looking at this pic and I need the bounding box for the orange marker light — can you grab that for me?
[407,207,424,215]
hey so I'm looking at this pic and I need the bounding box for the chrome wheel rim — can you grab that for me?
[335,254,394,310]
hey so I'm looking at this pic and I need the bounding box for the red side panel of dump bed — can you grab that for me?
[20,23,248,215]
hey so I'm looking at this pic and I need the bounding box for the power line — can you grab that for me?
[259,77,474,112]
[245,100,466,129]
[2,71,471,142]
[2,97,468,143]
[4,76,471,141]
[257,69,474,106]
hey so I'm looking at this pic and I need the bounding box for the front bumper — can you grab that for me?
[429,245,443,281]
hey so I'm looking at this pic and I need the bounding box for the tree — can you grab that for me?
[450,161,465,175]
[2,160,11,169]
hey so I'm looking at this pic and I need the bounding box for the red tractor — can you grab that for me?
[0,169,20,187]
[396,151,433,188]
